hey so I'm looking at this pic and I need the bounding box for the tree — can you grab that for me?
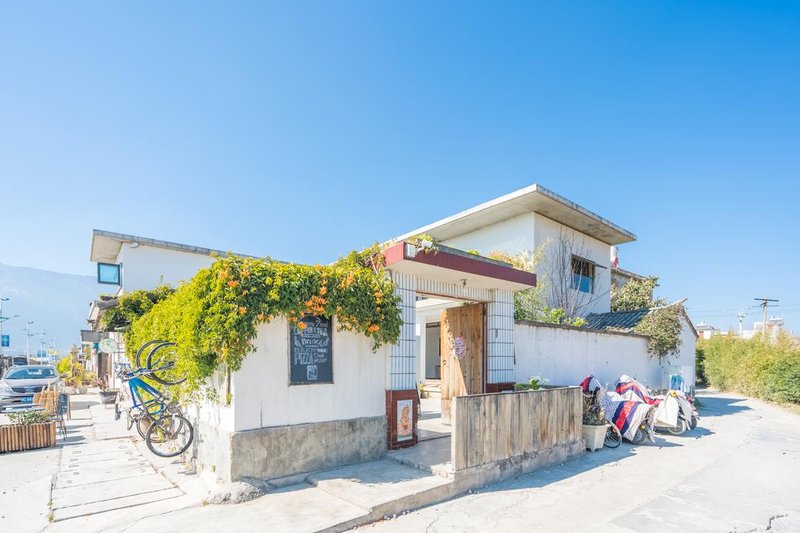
[488,242,586,327]
[611,276,664,312]
[541,228,606,320]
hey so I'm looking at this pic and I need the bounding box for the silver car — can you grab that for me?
[0,365,59,408]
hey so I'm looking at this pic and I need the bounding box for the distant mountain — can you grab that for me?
[0,263,101,358]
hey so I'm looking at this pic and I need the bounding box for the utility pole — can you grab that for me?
[754,298,778,338]
[25,321,35,364]
[736,309,745,338]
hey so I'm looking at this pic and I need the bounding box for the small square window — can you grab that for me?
[97,263,121,285]
[571,256,595,294]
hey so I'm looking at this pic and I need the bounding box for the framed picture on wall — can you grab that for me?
[397,399,413,441]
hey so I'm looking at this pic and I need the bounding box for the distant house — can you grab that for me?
[695,322,719,340]
[86,229,250,385]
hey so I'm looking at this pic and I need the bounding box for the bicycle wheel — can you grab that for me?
[135,339,166,369]
[146,414,193,458]
[605,425,622,448]
[146,342,186,386]
[136,414,153,440]
[631,427,647,444]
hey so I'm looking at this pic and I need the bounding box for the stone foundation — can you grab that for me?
[227,416,386,482]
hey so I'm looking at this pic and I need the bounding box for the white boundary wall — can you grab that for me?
[232,318,389,432]
[514,320,696,390]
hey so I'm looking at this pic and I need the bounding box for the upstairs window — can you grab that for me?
[571,256,595,293]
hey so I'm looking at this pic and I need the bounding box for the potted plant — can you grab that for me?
[514,375,548,391]
[95,377,119,405]
[582,396,608,452]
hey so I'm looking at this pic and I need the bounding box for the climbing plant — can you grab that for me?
[634,304,684,360]
[101,286,174,331]
[610,276,664,312]
[126,246,402,401]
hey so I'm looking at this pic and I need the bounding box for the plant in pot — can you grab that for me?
[514,375,549,391]
[95,377,119,405]
[582,396,608,452]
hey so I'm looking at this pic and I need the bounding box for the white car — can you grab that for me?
[0,365,60,409]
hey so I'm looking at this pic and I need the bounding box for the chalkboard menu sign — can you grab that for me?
[289,315,333,384]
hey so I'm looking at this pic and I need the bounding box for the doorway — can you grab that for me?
[439,302,485,424]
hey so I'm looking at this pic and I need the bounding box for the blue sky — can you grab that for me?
[1,2,799,331]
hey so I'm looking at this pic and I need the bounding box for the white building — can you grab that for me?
[86,183,697,484]
[395,184,636,317]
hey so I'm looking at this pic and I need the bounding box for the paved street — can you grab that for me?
[363,391,800,533]
[3,390,799,532]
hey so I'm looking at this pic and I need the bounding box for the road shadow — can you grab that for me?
[475,443,642,494]
[695,395,751,418]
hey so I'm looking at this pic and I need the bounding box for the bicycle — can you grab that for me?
[113,341,194,458]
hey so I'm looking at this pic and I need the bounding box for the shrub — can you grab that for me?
[700,334,800,404]
[8,410,52,425]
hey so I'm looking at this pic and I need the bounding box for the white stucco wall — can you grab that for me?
[117,244,215,292]
[231,318,389,432]
[533,214,612,316]
[441,213,536,256]
[513,322,695,390]
[439,212,612,316]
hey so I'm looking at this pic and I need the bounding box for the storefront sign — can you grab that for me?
[98,337,118,354]
[397,399,413,442]
[289,315,333,384]
[1,335,9,348]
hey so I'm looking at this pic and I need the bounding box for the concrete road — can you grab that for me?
[364,392,800,533]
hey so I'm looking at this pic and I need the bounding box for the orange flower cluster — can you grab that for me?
[228,280,238,288]
[339,272,357,290]
[367,324,380,333]
[304,294,328,315]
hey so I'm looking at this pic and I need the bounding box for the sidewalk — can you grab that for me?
[44,395,204,533]
[37,395,465,533]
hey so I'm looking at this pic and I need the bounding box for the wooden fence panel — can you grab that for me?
[0,422,56,453]
[452,387,581,471]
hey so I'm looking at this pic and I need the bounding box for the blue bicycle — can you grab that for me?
[114,340,193,457]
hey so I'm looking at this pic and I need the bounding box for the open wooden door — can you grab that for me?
[440,303,485,424]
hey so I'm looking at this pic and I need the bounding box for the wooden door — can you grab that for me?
[440,303,484,424]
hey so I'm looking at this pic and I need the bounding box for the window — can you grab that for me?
[571,256,595,294]
[6,367,56,379]
[97,262,121,285]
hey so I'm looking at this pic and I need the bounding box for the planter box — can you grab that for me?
[98,390,118,405]
[582,424,608,452]
[0,422,57,453]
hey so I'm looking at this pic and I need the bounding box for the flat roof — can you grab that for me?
[89,229,257,263]
[393,183,636,246]
[383,241,536,291]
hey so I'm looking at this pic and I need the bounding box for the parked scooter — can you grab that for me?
[581,375,656,444]
[615,375,699,435]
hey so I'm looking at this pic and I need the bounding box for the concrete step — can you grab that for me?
[306,459,457,531]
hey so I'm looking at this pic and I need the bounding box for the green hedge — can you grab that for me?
[699,334,800,404]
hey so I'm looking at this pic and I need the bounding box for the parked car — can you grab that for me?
[0,355,29,375]
[0,365,60,409]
